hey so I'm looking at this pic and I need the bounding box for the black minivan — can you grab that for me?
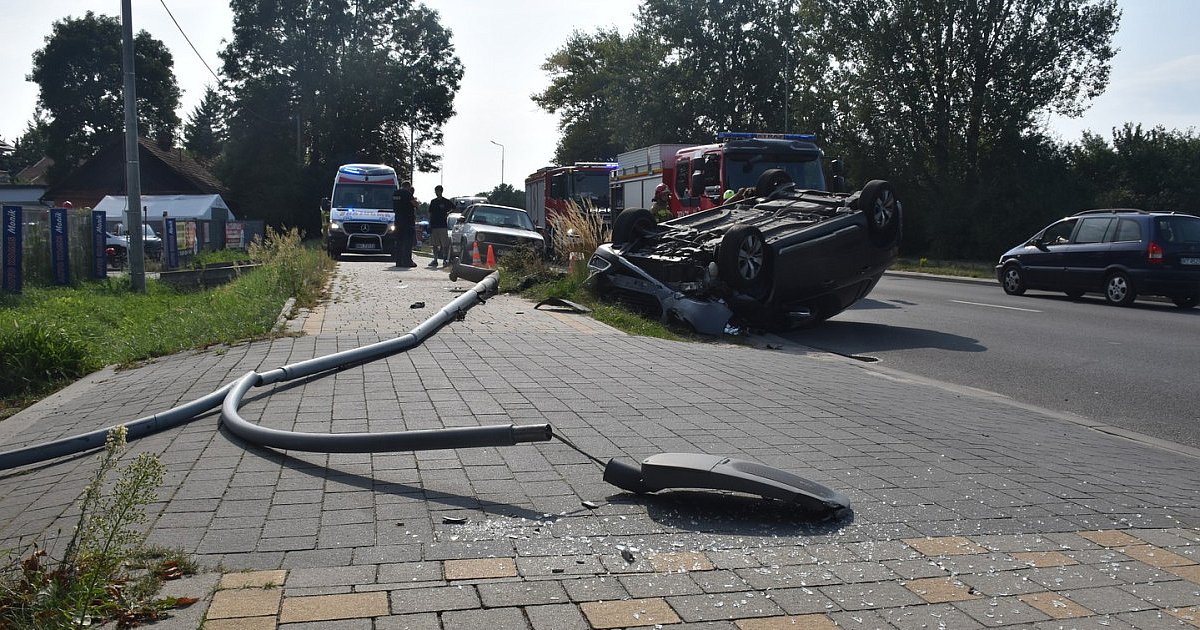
[996,209,1200,308]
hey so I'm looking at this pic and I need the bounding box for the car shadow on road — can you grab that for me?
[781,321,986,354]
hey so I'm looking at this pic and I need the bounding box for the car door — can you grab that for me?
[1060,217,1114,291]
[1021,218,1076,287]
[450,207,471,260]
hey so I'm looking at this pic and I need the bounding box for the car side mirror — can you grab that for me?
[320,198,331,212]
[1032,239,1050,251]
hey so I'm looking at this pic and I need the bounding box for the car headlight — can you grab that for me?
[388,223,396,232]
[476,232,487,242]
[330,221,342,231]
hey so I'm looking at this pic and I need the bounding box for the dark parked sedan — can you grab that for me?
[996,209,1200,308]
[587,170,902,334]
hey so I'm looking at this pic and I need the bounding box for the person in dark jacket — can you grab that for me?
[392,181,417,267]
[427,185,453,267]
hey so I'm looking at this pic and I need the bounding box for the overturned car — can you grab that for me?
[586,171,902,334]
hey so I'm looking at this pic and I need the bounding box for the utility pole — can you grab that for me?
[490,140,505,187]
[121,0,145,291]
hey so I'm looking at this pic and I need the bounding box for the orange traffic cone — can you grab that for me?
[471,242,481,266]
[486,244,496,269]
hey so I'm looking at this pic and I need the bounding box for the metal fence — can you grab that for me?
[2,205,265,290]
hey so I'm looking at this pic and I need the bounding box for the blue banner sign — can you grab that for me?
[50,208,70,285]
[165,218,178,269]
[2,205,21,293]
[92,210,107,279]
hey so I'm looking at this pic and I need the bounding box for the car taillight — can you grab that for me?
[1148,241,1163,264]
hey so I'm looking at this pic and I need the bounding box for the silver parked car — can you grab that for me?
[450,204,544,265]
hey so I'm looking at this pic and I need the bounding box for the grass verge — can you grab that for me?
[0,229,334,417]
[891,257,995,279]
[497,245,688,341]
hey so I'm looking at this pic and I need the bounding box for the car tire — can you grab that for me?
[1064,289,1085,299]
[461,239,473,265]
[1104,271,1136,306]
[718,224,772,299]
[755,169,793,197]
[858,180,901,246]
[1001,265,1026,296]
[1171,293,1199,309]
[612,208,656,246]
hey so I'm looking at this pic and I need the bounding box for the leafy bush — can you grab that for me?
[0,323,93,398]
[248,228,335,304]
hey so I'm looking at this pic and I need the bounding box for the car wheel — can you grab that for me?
[1064,289,1085,299]
[462,239,473,265]
[1171,293,1199,309]
[755,169,793,197]
[612,208,656,246]
[1104,271,1136,306]
[718,224,772,299]
[858,180,901,246]
[1001,265,1026,296]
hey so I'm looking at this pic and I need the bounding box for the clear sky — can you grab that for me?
[2,0,1197,202]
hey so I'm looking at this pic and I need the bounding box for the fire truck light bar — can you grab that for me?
[718,132,816,141]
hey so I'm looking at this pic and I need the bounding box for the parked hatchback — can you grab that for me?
[996,209,1200,308]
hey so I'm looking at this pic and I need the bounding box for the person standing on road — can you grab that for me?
[392,181,418,267]
[427,185,453,268]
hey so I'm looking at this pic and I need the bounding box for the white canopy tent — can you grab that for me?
[94,194,236,224]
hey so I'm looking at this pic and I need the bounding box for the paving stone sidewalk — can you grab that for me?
[0,257,1196,629]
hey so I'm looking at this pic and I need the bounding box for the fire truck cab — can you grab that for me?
[669,132,833,216]
[524,162,617,248]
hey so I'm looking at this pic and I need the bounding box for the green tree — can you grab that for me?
[29,11,181,183]
[183,86,226,163]
[218,0,463,230]
[9,110,51,178]
[533,29,637,164]
[481,183,524,209]
[1068,124,1200,214]
[534,1,834,164]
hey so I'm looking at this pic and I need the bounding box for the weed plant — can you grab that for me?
[551,201,610,265]
[0,426,195,628]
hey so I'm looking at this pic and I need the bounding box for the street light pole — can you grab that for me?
[489,140,504,186]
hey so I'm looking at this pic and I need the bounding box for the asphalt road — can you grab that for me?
[779,273,1200,449]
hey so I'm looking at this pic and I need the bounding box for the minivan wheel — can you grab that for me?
[1104,271,1137,306]
[1001,265,1025,295]
[1172,294,1199,309]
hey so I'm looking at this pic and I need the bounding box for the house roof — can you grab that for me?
[42,136,227,209]
[15,157,53,186]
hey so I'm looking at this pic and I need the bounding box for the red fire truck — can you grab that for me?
[612,132,839,218]
[524,162,617,245]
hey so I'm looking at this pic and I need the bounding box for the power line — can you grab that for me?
[157,0,221,85]
[157,0,290,126]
